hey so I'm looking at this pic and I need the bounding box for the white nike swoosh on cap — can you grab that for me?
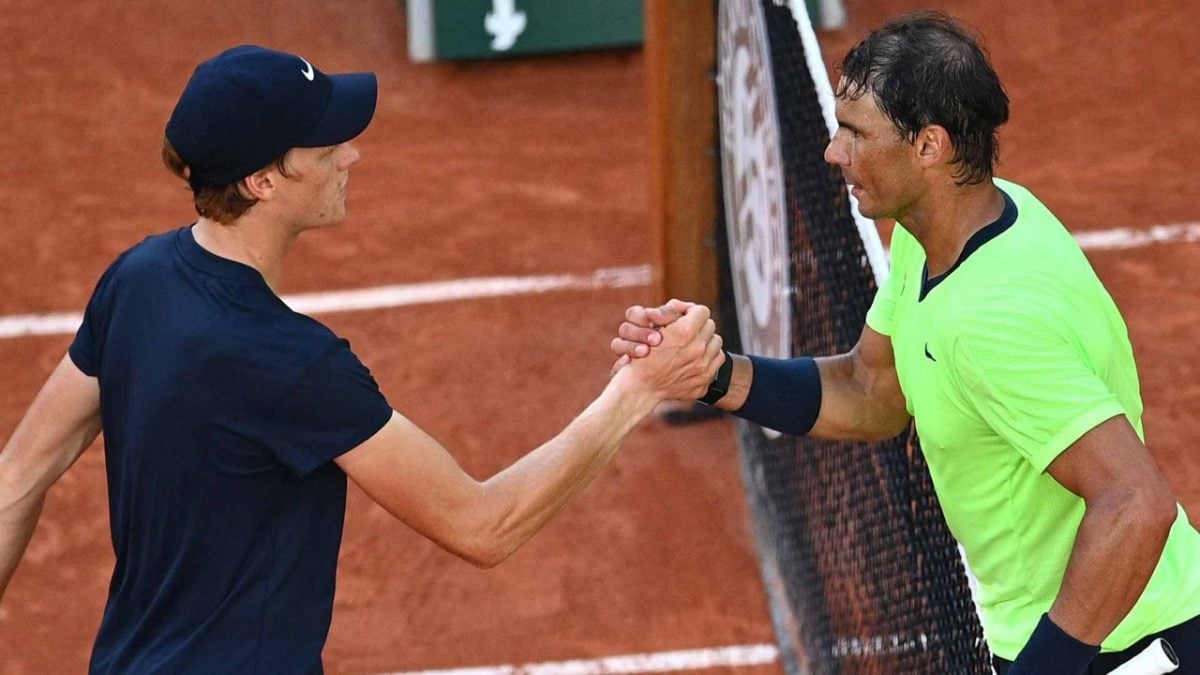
[299,56,314,81]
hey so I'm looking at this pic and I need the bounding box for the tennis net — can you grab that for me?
[714,1,991,672]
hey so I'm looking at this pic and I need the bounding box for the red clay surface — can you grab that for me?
[0,0,1197,673]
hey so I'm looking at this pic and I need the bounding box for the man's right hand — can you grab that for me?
[613,304,723,403]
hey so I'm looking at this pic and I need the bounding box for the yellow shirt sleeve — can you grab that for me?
[949,291,1127,472]
[865,225,913,337]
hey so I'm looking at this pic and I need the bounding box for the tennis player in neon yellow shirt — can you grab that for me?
[613,11,1200,674]
[869,176,1200,668]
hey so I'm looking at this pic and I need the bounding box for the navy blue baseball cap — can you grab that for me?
[165,45,377,188]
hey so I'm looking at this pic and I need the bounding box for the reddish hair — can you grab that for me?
[161,137,291,224]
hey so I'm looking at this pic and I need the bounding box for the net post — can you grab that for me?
[645,0,719,307]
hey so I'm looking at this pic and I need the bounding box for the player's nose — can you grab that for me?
[824,137,848,167]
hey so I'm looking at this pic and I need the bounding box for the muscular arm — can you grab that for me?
[0,354,102,600]
[1043,415,1178,644]
[811,325,910,441]
[337,374,656,569]
[712,325,911,442]
[339,306,722,569]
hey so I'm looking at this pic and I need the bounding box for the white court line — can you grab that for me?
[378,644,780,675]
[284,265,652,315]
[1072,221,1200,250]
[0,221,1197,343]
[0,265,653,341]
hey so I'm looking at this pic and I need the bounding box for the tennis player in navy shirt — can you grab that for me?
[0,46,725,673]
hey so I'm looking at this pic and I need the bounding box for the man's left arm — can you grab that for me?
[1009,414,1178,672]
[1046,414,1177,641]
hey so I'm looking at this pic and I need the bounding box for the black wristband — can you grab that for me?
[698,350,734,406]
[735,355,822,436]
[1007,613,1099,675]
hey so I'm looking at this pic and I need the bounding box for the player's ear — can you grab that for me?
[915,124,951,169]
[240,166,277,201]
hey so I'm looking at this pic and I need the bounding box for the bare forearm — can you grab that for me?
[1049,493,1176,644]
[0,356,102,600]
[345,305,720,567]
[810,354,910,441]
[0,481,47,601]
[472,373,658,565]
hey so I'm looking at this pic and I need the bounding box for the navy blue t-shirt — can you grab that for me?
[69,226,393,674]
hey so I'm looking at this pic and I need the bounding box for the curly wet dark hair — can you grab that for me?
[837,11,1010,185]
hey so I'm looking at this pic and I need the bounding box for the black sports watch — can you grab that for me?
[698,350,734,406]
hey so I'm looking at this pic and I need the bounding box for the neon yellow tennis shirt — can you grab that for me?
[865,178,1200,660]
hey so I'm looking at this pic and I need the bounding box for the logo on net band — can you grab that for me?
[717,0,792,365]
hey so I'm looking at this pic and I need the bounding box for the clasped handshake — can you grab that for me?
[607,299,727,404]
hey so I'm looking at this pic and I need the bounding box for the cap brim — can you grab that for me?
[296,71,377,147]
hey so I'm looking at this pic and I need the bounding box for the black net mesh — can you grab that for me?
[718,2,992,672]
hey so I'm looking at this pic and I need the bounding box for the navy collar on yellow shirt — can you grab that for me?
[919,188,1018,302]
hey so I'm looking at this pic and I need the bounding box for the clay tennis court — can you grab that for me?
[0,0,1196,673]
